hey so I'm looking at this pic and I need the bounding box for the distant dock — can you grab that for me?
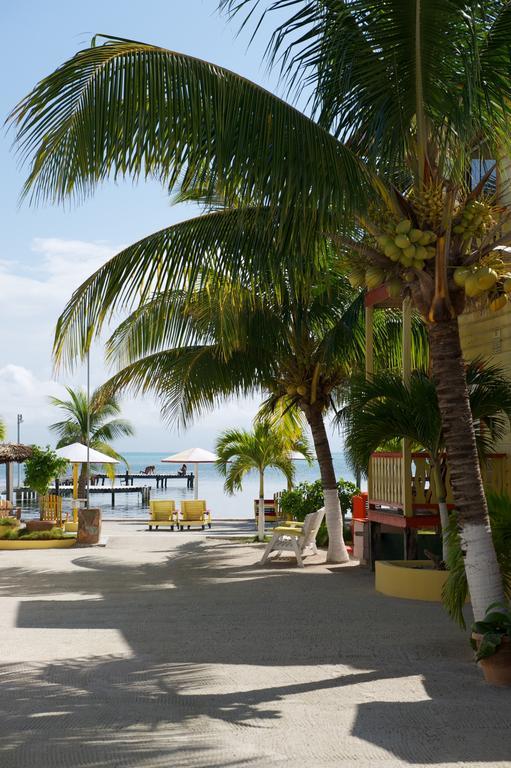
[13,472,194,509]
[92,472,194,489]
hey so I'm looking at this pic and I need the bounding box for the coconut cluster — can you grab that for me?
[377,219,436,269]
[454,258,511,311]
[346,190,509,312]
[348,218,437,298]
[452,200,495,239]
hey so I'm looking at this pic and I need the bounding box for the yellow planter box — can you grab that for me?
[0,537,76,550]
[375,560,452,602]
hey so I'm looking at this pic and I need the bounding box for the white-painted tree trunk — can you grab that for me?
[324,488,349,564]
[460,522,505,621]
[257,470,265,542]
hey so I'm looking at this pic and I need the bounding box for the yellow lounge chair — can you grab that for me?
[148,500,177,531]
[179,500,211,530]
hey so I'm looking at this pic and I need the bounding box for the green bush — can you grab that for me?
[24,446,68,496]
[279,478,359,546]
[442,491,511,628]
[3,527,67,541]
[0,517,18,527]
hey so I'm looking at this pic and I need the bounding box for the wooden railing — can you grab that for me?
[369,451,509,513]
[39,495,63,526]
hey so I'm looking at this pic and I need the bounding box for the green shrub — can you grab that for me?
[0,517,18,527]
[3,527,67,541]
[279,478,359,546]
[442,491,511,628]
[24,446,68,496]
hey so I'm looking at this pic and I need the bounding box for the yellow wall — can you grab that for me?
[459,303,511,455]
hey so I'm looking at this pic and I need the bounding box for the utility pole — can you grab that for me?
[16,414,23,488]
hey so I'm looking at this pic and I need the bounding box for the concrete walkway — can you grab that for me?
[0,520,509,768]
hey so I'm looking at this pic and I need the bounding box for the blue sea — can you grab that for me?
[12,451,360,520]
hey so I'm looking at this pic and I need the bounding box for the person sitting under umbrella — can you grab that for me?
[177,463,187,477]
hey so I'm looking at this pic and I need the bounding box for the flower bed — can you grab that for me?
[0,526,76,550]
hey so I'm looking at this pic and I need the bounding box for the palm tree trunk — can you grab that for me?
[305,405,349,563]
[258,470,265,542]
[431,462,450,562]
[428,319,505,619]
[78,463,87,499]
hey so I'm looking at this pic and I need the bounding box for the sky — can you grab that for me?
[0,1,335,455]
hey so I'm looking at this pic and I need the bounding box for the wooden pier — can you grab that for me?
[92,472,194,489]
[15,484,152,507]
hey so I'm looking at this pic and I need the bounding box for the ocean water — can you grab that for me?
[14,451,359,520]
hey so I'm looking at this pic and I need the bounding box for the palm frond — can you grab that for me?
[9,36,369,224]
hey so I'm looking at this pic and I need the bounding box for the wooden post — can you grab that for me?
[402,297,413,517]
[365,304,374,379]
[111,488,115,507]
[5,463,13,505]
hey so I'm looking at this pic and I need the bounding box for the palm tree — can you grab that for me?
[0,419,5,441]
[100,264,424,562]
[341,361,511,561]
[9,6,511,616]
[216,421,299,541]
[49,386,134,497]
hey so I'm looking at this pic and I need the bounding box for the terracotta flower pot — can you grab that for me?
[472,633,511,687]
[77,508,101,545]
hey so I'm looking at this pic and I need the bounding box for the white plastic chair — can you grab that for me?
[260,507,325,567]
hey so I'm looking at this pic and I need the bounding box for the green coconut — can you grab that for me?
[415,245,428,260]
[395,234,411,249]
[385,244,401,260]
[476,267,498,290]
[409,228,423,243]
[465,275,484,297]
[453,266,471,287]
[395,219,412,234]
[399,256,413,268]
[377,235,393,250]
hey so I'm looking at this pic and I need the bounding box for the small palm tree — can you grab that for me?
[216,421,305,541]
[0,418,5,441]
[49,386,134,496]
[341,361,511,560]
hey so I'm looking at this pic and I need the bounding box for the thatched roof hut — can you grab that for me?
[0,443,33,464]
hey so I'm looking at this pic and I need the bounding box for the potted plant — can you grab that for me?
[471,603,511,687]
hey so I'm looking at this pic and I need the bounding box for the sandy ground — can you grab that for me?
[0,520,509,768]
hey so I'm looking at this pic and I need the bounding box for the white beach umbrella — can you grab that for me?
[161,447,218,499]
[288,450,316,461]
[55,442,118,499]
